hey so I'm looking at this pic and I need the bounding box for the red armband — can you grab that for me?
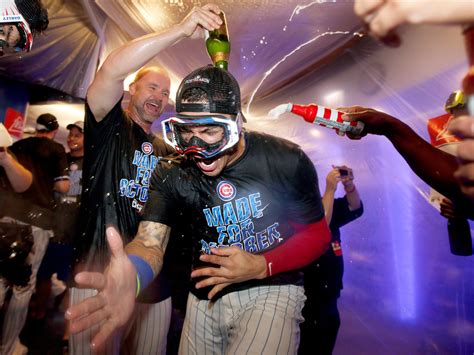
[263,218,331,277]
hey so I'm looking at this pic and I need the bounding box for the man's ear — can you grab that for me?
[129,82,136,95]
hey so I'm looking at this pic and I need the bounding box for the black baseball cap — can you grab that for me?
[176,65,241,116]
[36,113,59,132]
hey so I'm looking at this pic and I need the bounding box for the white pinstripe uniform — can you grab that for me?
[69,288,172,355]
[179,285,306,355]
[0,218,51,355]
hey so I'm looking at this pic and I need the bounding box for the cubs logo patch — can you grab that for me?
[217,181,236,202]
[141,142,154,155]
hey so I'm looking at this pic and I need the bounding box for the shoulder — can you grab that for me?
[85,97,126,126]
[247,130,301,153]
[150,158,196,195]
[155,156,192,176]
[246,130,309,169]
[10,137,31,148]
[43,139,66,154]
[152,136,176,157]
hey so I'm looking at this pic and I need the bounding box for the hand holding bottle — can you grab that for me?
[178,4,222,40]
[268,103,364,136]
[205,10,230,69]
[338,106,398,139]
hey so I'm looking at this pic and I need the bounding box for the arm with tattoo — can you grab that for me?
[124,221,171,295]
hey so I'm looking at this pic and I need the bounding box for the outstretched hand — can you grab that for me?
[179,3,222,39]
[191,247,267,299]
[65,226,137,351]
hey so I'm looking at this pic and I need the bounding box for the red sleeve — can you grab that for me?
[263,218,331,277]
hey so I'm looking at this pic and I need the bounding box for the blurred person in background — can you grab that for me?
[299,165,363,355]
[32,121,84,350]
[0,113,69,355]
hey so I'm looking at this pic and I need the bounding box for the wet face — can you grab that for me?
[0,23,21,53]
[67,127,84,152]
[129,71,170,125]
[178,112,244,177]
[177,124,225,146]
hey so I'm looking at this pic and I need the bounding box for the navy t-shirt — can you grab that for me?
[9,137,69,209]
[144,131,325,300]
[304,196,364,300]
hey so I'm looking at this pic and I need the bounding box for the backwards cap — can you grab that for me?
[176,65,241,115]
[36,113,58,132]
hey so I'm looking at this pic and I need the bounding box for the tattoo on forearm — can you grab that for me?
[124,221,171,276]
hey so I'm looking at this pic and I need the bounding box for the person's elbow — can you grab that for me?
[13,173,33,193]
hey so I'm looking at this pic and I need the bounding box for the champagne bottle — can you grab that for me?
[205,12,230,70]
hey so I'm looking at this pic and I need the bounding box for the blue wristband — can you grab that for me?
[128,255,154,297]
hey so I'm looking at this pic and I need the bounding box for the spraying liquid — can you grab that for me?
[268,103,291,119]
[268,103,364,136]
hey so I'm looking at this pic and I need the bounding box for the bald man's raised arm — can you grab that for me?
[87,4,222,122]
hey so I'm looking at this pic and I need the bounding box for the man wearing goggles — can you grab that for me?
[67,64,331,354]
[163,114,240,160]
[0,0,48,56]
[162,69,245,176]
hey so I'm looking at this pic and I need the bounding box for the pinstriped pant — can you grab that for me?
[69,288,172,355]
[0,218,51,355]
[179,285,305,355]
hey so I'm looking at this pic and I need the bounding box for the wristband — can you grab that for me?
[128,255,154,298]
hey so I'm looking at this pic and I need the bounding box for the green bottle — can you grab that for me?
[205,12,230,70]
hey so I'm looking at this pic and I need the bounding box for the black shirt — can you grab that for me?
[75,99,174,269]
[53,154,84,244]
[0,154,14,213]
[9,137,69,209]
[144,131,325,300]
[74,99,174,303]
[304,196,364,300]
[0,167,12,192]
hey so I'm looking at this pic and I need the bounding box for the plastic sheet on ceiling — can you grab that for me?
[0,0,101,98]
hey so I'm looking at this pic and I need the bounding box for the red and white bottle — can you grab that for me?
[269,103,364,136]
